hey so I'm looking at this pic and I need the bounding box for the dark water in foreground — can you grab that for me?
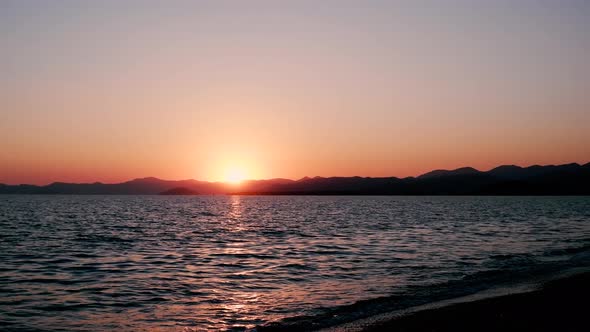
[0,195,589,331]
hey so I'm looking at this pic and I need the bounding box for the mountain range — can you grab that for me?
[1,162,589,195]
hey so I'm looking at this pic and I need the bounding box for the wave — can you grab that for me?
[255,244,590,331]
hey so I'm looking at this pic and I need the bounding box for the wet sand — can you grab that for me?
[360,271,589,332]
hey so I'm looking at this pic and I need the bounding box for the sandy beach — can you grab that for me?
[356,271,589,332]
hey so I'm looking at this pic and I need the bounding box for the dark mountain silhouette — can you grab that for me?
[1,162,589,195]
[488,163,583,180]
[418,167,481,179]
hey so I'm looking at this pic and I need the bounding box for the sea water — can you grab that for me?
[1,195,589,331]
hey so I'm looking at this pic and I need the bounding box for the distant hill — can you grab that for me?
[1,162,589,195]
[418,167,481,179]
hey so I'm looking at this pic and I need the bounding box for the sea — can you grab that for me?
[1,195,589,331]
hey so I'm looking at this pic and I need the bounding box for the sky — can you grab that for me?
[1,0,589,185]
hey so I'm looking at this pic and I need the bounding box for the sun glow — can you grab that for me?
[224,167,247,184]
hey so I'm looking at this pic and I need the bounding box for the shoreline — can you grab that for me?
[323,270,589,332]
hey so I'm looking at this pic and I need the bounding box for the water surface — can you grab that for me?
[1,195,589,331]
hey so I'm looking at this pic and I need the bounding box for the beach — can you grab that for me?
[354,271,589,332]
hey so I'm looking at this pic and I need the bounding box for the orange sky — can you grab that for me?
[1,1,589,185]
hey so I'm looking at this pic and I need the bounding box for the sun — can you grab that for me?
[224,167,246,184]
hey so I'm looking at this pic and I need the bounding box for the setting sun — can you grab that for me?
[224,167,247,184]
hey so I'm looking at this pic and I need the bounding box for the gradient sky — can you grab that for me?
[1,0,589,185]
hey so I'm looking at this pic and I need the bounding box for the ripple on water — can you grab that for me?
[0,195,589,331]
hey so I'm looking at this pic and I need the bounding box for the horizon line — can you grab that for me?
[2,161,589,187]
